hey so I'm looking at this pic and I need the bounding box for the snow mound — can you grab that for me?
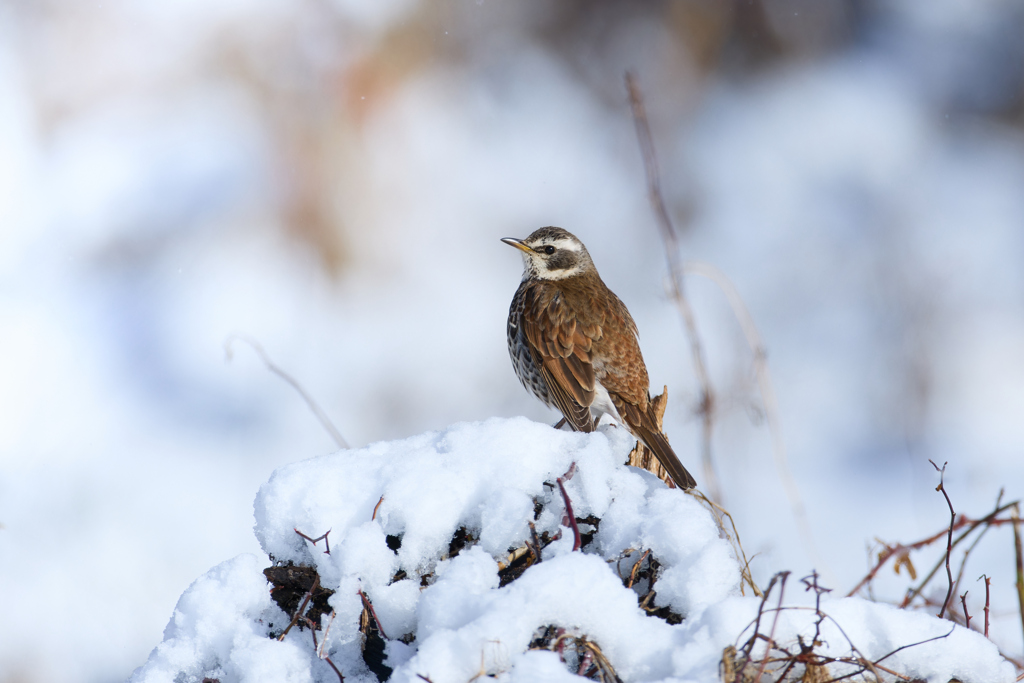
[130,418,1014,682]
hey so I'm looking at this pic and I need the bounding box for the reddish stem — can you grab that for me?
[556,471,581,551]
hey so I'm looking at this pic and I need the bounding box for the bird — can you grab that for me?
[502,226,697,490]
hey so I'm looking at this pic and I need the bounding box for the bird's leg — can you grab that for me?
[553,417,567,430]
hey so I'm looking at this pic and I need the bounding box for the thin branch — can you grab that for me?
[871,627,955,667]
[358,589,388,640]
[734,572,785,677]
[318,610,337,658]
[372,496,384,521]
[898,499,1019,607]
[278,574,320,641]
[948,491,1002,609]
[1013,503,1024,656]
[691,489,762,597]
[979,574,991,638]
[928,460,955,619]
[225,334,348,449]
[753,572,789,683]
[527,521,543,564]
[625,71,719,503]
[852,471,1006,606]
[325,657,345,682]
[295,527,332,555]
[960,592,971,629]
[557,465,581,552]
[627,549,651,589]
[826,628,954,683]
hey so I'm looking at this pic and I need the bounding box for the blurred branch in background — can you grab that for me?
[626,71,720,504]
[683,260,824,579]
[626,71,826,576]
[225,334,348,449]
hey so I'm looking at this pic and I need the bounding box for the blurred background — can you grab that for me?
[3,0,1024,680]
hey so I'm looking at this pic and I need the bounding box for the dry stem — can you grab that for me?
[278,574,319,641]
[557,463,581,551]
[691,489,762,597]
[928,460,955,619]
[294,527,332,555]
[1014,504,1024,656]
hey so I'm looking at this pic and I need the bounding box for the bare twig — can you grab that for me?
[870,627,955,668]
[318,610,337,658]
[557,464,581,551]
[848,498,1022,608]
[928,460,955,619]
[683,260,823,572]
[625,72,719,503]
[896,499,1019,606]
[527,521,543,564]
[625,76,820,568]
[372,496,384,521]
[801,571,831,646]
[960,592,971,629]
[225,334,348,449]
[278,574,320,641]
[753,572,789,683]
[691,489,762,597]
[734,572,785,678]
[295,527,332,555]
[979,574,991,638]
[358,589,388,640]
[325,657,345,682]
[950,491,1002,601]
[627,549,651,589]
[1013,503,1024,656]
[826,627,954,683]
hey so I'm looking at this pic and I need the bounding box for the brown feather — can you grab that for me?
[614,396,697,490]
[540,362,593,432]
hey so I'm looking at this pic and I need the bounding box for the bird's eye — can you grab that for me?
[543,245,556,255]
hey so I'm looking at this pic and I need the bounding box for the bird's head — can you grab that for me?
[501,227,595,281]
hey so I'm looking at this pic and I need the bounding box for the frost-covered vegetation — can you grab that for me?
[131,420,1013,682]
[4,2,1024,682]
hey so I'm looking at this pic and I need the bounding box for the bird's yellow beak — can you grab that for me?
[501,237,534,254]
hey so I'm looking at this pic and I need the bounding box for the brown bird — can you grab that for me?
[503,227,697,490]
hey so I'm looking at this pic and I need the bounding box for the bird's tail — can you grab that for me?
[617,399,697,490]
[633,423,697,490]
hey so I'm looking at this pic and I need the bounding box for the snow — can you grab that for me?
[131,419,1013,682]
[4,2,1024,680]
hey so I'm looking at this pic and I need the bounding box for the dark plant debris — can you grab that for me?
[445,526,475,559]
[622,551,684,625]
[529,625,623,683]
[386,534,402,552]
[360,591,392,682]
[264,563,335,633]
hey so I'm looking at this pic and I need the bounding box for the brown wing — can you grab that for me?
[586,288,649,409]
[521,286,601,432]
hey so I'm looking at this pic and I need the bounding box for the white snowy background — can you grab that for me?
[2,1,1024,681]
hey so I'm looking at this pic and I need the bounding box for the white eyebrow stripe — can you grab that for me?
[538,238,582,252]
